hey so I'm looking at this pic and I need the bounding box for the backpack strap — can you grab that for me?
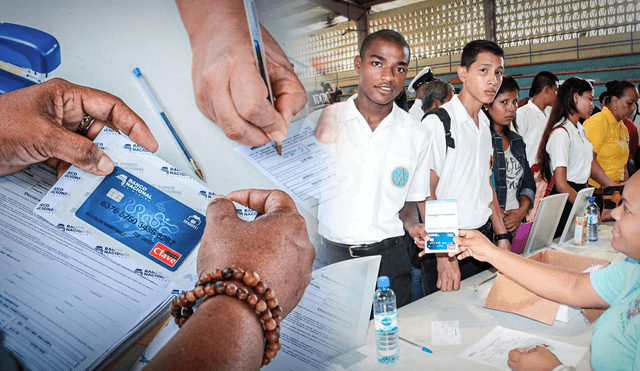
[550,119,569,135]
[551,121,570,148]
[422,107,455,151]
[553,125,569,135]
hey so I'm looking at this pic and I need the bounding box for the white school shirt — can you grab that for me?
[316,95,431,244]
[422,95,493,229]
[546,119,593,184]
[516,101,552,166]
[408,99,424,121]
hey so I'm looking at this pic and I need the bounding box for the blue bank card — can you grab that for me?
[75,167,205,271]
[427,232,457,251]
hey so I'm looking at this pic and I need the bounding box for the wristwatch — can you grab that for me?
[494,233,512,243]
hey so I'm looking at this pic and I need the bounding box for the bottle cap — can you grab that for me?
[377,276,390,289]
[588,196,595,203]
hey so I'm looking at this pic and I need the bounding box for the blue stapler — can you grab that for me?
[0,23,61,94]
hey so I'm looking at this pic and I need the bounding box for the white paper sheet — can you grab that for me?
[234,115,339,216]
[0,163,172,371]
[458,326,588,370]
[265,256,381,370]
[431,320,462,345]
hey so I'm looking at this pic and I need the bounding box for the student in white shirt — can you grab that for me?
[315,30,431,307]
[536,77,617,238]
[408,40,511,294]
[516,71,559,167]
[421,79,456,114]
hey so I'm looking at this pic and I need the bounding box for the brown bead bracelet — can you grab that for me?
[170,267,283,366]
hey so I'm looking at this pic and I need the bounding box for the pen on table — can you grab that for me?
[399,336,433,354]
[132,67,204,180]
[474,271,498,292]
[242,0,282,155]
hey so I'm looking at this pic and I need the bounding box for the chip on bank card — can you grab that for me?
[75,167,205,271]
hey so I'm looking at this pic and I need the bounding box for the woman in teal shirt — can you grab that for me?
[449,171,640,370]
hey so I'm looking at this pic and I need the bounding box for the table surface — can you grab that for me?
[343,224,621,371]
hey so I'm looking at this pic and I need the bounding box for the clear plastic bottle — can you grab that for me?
[373,276,399,364]
[586,196,599,242]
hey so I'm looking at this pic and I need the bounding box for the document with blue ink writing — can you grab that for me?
[234,113,340,216]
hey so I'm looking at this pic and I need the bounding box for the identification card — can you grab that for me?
[424,199,459,253]
[75,167,205,271]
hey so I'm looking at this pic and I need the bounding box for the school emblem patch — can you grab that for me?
[391,167,409,188]
[626,296,640,320]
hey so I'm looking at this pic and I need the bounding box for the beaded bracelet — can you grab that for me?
[170,267,283,366]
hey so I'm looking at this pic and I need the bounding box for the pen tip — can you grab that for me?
[190,159,204,180]
[276,142,283,156]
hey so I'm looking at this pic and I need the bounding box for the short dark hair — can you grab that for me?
[360,29,410,60]
[460,39,504,68]
[422,80,455,111]
[600,80,637,106]
[529,71,559,97]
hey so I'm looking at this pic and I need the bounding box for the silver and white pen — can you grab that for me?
[242,0,282,155]
[399,336,433,354]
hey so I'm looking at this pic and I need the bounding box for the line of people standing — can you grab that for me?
[311,30,640,370]
[313,27,640,310]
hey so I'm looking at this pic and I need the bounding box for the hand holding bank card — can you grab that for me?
[75,166,204,272]
[424,199,459,253]
[35,127,257,285]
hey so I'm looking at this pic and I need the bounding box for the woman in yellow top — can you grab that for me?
[584,80,639,187]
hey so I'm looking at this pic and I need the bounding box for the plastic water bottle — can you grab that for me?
[373,276,399,364]
[586,196,599,242]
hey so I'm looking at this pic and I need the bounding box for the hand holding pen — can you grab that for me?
[176,0,307,149]
[508,344,563,371]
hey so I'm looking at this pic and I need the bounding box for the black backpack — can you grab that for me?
[407,108,456,269]
[422,107,455,152]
